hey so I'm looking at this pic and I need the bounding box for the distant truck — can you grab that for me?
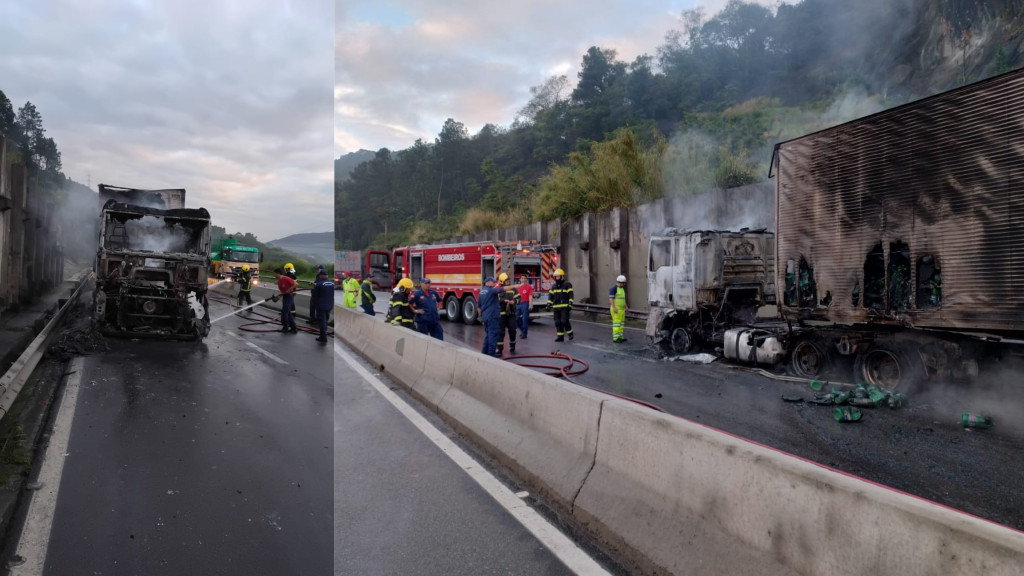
[93,184,212,340]
[335,250,362,287]
[649,67,1024,389]
[368,240,560,323]
[211,236,262,285]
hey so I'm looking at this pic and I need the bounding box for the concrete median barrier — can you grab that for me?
[573,399,1024,576]
[335,305,1024,575]
[437,346,603,507]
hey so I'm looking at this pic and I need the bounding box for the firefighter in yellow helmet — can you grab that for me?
[236,264,254,312]
[387,277,416,328]
[549,268,573,342]
[283,263,297,317]
[495,272,520,355]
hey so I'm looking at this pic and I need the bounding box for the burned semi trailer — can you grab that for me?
[93,200,213,340]
[767,66,1024,388]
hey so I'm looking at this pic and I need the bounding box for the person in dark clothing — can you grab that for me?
[387,278,416,329]
[236,264,254,314]
[549,268,574,342]
[410,278,443,340]
[359,272,376,316]
[478,277,501,356]
[495,272,520,355]
[308,264,327,324]
[310,269,334,342]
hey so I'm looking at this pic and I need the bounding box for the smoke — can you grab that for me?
[123,216,196,253]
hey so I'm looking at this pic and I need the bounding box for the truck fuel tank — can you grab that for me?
[723,328,785,366]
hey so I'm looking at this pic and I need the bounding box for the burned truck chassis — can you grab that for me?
[93,201,212,340]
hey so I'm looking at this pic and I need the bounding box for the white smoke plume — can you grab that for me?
[123,216,196,253]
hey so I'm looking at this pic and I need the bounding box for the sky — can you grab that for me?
[0,0,334,242]
[335,0,773,157]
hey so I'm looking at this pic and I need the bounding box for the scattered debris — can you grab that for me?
[833,407,863,422]
[781,395,804,402]
[961,413,993,429]
[668,353,717,364]
[48,326,110,359]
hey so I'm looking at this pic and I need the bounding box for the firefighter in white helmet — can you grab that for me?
[610,274,628,343]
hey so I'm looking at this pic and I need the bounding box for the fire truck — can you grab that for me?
[366,240,560,324]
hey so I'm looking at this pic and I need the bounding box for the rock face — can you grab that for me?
[879,0,1023,97]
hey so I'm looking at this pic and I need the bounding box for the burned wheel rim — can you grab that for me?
[669,328,691,354]
[854,342,923,390]
[790,340,828,378]
[859,348,902,387]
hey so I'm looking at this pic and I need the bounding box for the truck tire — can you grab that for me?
[668,327,692,355]
[461,295,479,325]
[788,338,830,378]
[445,295,462,323]
[853,342,924,391]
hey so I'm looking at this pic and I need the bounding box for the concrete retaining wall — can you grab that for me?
[336,305,1024,575]
[442,183,775,310]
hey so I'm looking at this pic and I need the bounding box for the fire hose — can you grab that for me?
[207,288,333,337]
[504,352,666,413]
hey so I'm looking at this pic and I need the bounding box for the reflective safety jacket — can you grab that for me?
[499,285,520,316]
[550,279,574,309]
[387,288,415,327]
[237,270,253,292]
[360,279,376,306]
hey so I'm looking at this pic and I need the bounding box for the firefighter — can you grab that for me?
[344,272,360,309]
[495,272,519,355]
[478,276,501,356]
[410,277,443,340]
[610,274,628,343]
[359,272,376,316]
[550,268,574,342]
[311,268,334,342]
[236,264,253,313]
[283,262,298,318]
[387,278,416,329]
[271,267,298,333]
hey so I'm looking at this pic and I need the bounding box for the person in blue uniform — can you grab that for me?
[410,278,444,340]
[478,277,501,356]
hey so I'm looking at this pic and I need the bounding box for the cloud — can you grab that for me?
[0,0,334,241]
[335,0,778,155]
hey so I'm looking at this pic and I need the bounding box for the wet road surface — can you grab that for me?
[334,341,618,576]
[360,293,1024,533]
[17,296,333,575]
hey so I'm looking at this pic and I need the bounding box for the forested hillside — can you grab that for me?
[336,0,1024,250]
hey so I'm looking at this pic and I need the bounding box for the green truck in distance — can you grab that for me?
[211,236,263,285]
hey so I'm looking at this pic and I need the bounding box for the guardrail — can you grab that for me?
[0,274,90,420]
[571,302,648,321]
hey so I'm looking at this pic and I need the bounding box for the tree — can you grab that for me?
[516,75,569,123]
[0,90,15,139]
[16,101,44,161]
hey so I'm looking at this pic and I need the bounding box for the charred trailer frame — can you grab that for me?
[93,200,213,340]
[771,66,1024,388]
[646,228,777,355]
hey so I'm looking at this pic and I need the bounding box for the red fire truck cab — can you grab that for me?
[365,241,559,324]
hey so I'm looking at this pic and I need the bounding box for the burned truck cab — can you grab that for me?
[93,200,212,340]
[646,228,777,355]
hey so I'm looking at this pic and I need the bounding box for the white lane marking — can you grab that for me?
[225,331,288,365]
[334,343,612,576]
[571,341,656,362]
[12,357,84,576]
